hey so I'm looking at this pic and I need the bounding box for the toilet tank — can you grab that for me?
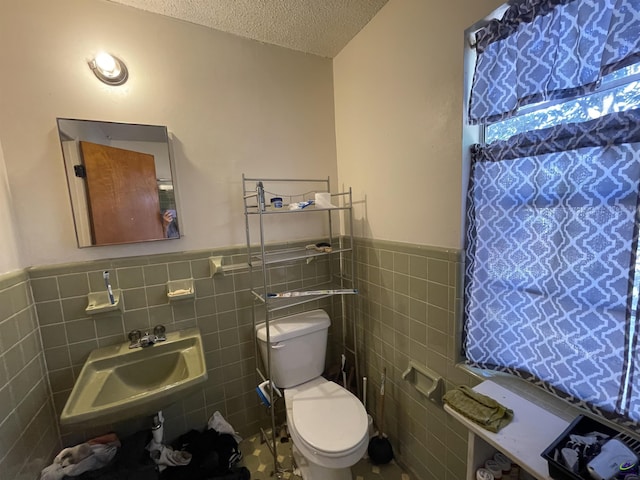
[255,309,331,388]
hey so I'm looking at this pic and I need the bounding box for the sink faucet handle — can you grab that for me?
[153,324,166,341]
[128,329,142,346]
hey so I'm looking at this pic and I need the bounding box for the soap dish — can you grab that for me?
[167,279,195,301]
[86,290,123,315]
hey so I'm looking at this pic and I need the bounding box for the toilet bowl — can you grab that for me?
[285,377,369,479]
[255,309,368,479]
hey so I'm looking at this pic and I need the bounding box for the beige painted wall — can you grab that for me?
[0,0,337,267]
[0,141,23,274]
[333,0,504,250]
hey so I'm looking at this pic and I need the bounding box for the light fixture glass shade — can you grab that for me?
[89,52,128,86]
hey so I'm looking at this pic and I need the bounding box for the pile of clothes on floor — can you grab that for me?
[40,412,250,480]
[40,433,124,480]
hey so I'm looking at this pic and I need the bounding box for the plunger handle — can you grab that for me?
[363,376,368,409]
[378,367,386,439]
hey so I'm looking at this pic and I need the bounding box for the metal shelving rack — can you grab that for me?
[242,175,358,477]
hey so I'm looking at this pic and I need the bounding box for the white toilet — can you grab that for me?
[255,309,368,480]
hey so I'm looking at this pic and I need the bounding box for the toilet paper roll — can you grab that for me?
[485,459,502,479]
[493,452,512,474]
[476,468,494,480]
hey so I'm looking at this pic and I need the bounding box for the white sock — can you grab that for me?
[150,445,192,472]
[207,411,243,443]
[54,443,93,467]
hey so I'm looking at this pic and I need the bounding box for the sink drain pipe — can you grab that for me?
[151,411,164,444]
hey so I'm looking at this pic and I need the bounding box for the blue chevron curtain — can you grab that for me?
[463,0,640,427]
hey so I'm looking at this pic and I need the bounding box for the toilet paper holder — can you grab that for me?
[402,360,443,402]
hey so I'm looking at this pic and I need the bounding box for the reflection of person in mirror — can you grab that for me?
[162,210,180,238]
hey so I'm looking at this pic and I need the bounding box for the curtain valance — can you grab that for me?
[469,0,640,124]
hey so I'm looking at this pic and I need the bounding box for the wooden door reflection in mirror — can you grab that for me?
[80,141,164,244]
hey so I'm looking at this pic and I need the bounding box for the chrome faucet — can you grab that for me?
[128,325,166,348]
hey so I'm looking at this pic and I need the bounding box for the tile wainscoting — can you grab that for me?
[0,270,59,480]
[352,238,479,480]
[1,237,479,480]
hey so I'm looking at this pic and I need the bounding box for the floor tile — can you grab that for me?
[238,432,410,479]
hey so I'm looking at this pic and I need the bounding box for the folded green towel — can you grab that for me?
[443,385,513,433]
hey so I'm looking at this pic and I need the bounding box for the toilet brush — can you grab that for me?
[367,367,394,465]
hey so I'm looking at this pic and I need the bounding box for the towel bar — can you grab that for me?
[402,360,443,402]
[209,256,250,276]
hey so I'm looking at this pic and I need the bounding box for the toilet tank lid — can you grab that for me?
[255,309,331,343]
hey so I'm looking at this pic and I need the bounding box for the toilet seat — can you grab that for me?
[291,380,368,455]
[285,377,369,469]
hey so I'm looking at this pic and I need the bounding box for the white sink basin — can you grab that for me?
[60,327,207,426]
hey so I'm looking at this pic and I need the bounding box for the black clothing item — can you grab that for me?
[65,428,248,480]
[161,429,247,480]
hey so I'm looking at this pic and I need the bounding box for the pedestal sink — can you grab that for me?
[60,327,207,426]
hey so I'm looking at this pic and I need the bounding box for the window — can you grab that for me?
[486,64,640,144]
[463,0,640,430]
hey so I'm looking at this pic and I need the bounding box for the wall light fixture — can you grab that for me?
[88,52,128,86]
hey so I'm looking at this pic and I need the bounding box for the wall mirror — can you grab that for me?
[57,118,180,247]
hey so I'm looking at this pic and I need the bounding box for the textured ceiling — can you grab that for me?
[105,0,388,58]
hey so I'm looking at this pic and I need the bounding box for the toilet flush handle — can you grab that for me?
[270,342,286,349]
